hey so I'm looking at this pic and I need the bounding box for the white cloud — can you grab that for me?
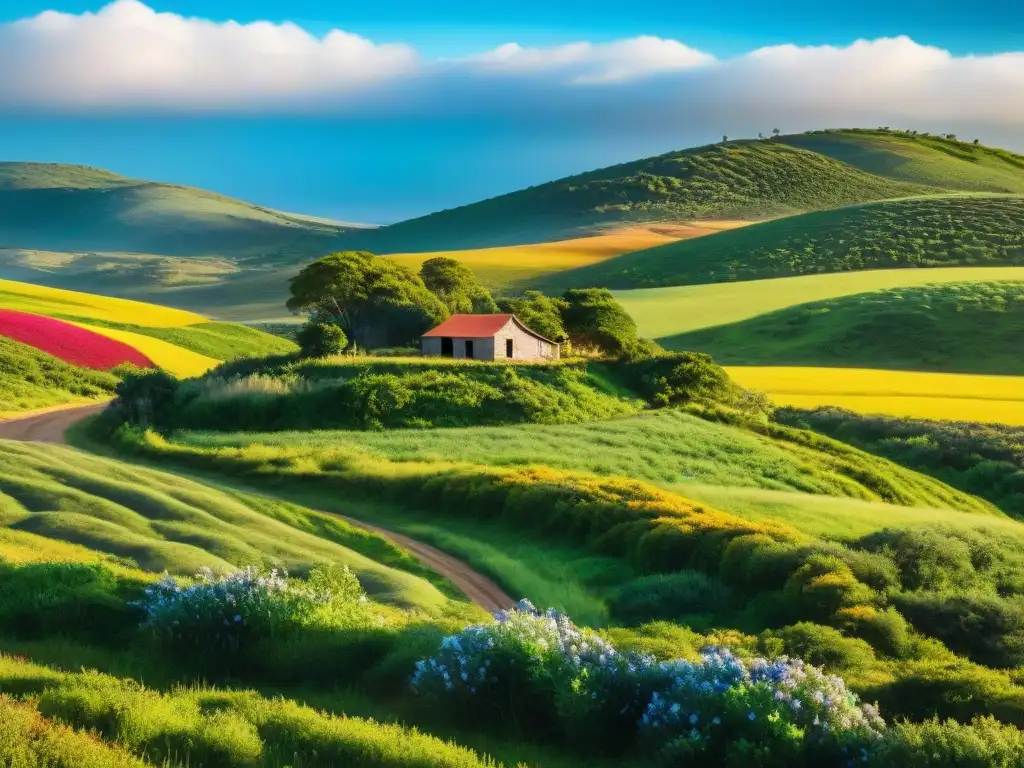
[0,0,1023,143]
[0,0,419,108]
[465,37,716,83]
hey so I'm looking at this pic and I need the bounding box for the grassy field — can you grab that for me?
[0,440,448,611]
[669,281,1024,374]
[549,194,1024,290]
[726,366,1024,425]
[778,408,1024,519]
[614,266,1024,340]
[0,336,116,413]
[178,409,992,514]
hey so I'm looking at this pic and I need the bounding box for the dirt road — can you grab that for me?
[0,402,109,443]
[0,401,514,612]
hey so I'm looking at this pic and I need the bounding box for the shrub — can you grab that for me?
[877,715,1024,767]
[412,601,885,759]
[134,565,366,660]
[856,528,976,591]
[0,562,137,644]
[297,321,348,357]
[770,622,877,672]
[610,571,734,625]
[111,366,179,427]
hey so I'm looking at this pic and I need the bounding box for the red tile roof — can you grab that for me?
[422,314,514,338]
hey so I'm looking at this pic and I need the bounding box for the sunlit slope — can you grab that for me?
[0,162,356,259]
[386,222,749,291]
[0,277,204,326]
[346,139,926,253]
[0,440,448,611]
[615,267,1024,340]
[66,321,219,377]
[550,194,1024,290]
[726,366,1024,425]
[669,282,1024,375]
[779,129,1024,193]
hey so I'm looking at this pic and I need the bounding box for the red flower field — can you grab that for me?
[0,310,153,370]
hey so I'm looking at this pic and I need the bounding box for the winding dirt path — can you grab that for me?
[0,402,514,612]
[0,402,108,443]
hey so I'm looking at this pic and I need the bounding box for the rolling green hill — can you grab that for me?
[0,336,116,413]
[663,282,1024,374]
[779,129,1024,193]
[0,162,359,259]
[549,194,1024,290]
[5,130,1024,320]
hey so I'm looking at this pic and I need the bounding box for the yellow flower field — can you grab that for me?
[68,322,220,377]
[726,366,1024,425]
[0,278,205,327]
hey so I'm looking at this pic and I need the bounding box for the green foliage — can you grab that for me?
[0,440,448,611]
[667,281,1024,374]
[554,195,1024,290]
[777,407,1024,519]
[0,695,147,768]
[877,716,1024,767]
[610,571,734,625]
[159,359,643,431]
[286,251,449,349]
[419,257,498,314]
[0,335,117,412]
[296,321,347,358]
[560,287,645,355]
[496,290,568,343]
[111,366,180,427]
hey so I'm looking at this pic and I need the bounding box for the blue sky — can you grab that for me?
[1,0,1022,222]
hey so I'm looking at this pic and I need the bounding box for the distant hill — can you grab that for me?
[544,194,1024,290]
[3,129,1024,319]
[0,162,359,259]
[349,129,1024,254]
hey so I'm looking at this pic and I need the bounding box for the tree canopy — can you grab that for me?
[287,251,448,349]
[419,257,498,315]
[560,288,644,355]
[497,291,568,344]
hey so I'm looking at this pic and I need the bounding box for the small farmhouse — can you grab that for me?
[421,314,560,361]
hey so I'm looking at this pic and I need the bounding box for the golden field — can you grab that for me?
[386,222,750,290]
[726,366,1024,425]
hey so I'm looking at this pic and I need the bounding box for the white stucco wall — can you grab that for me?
[421,317,559,360]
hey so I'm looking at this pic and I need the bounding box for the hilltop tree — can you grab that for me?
[497,291,568,345]
[772,128,781,138]
[758,132,765,140]
[419,257,498,315]
[722,135,729,143]
[560,288,648,356]
[287,251,448,349]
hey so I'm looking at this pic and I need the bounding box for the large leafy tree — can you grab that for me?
[496,290,568,343]
[560,288,643,355]
[287,251,449,349]
[419,257,498,314]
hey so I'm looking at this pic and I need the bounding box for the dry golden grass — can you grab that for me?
[726,366,1024,425]
[385,222,750,290]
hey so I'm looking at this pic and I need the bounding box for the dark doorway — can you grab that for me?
[506,339,514,358]
[441,337,453,357]
[465,340,474,359]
